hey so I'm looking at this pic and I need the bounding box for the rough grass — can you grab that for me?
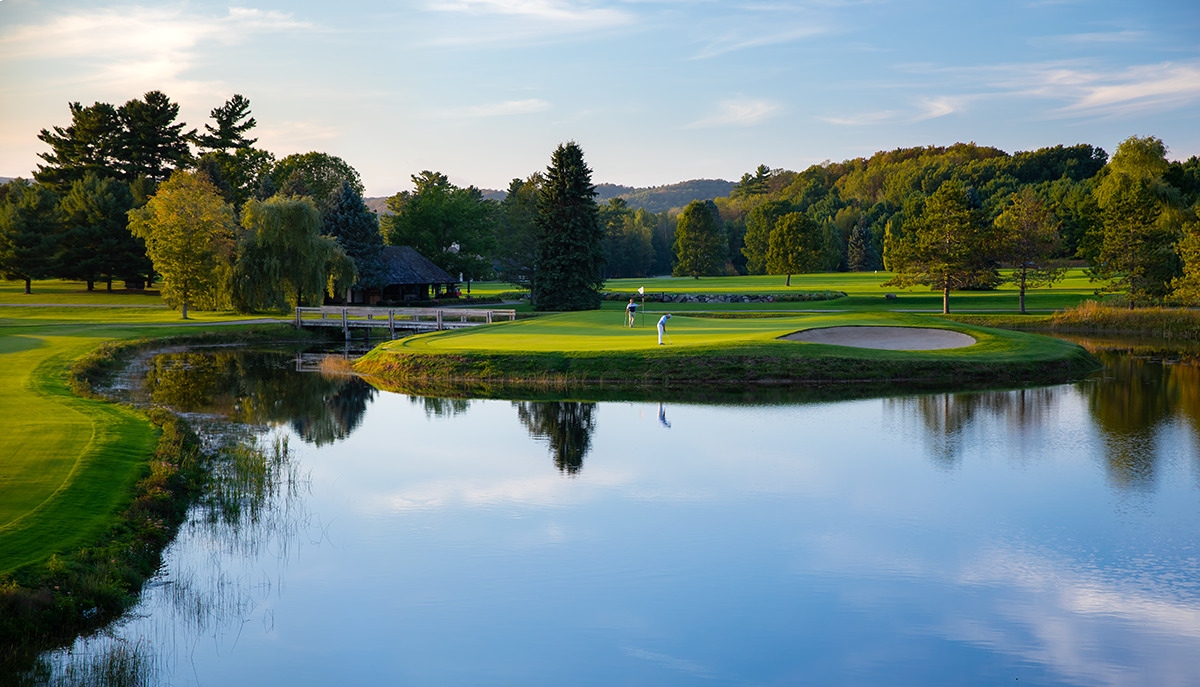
[355,311,1099,399]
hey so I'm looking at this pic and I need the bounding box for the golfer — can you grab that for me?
[657,313,671,345]
[626,299,638,327]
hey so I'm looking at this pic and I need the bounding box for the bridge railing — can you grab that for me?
[294,306,517,335]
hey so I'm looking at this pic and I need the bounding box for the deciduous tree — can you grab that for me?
[271,152,364,217]
[533,142,605,310]
[765,211,823,286]
[233,196,354,311]
[1090,136,1183,305]
[994,188,1067,313]
[383,171,496,282]
[494,174,542,290]
[673,200,727,278]
[128,171,236,318]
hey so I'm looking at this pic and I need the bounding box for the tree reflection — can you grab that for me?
[1084,351,1174,490]
[514,401,597,475]
[411,396,472,419]
[144,350,375,446]
[887,387,1063,470]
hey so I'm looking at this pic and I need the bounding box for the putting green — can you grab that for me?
[357,310,1099,399]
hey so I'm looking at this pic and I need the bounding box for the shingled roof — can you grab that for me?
[380,246,456,285]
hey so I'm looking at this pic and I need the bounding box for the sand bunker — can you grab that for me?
[782,326,976,351]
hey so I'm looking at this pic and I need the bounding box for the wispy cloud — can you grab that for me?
[0,6,310,95]
[914,96,966,120]
[818,110,899,126]
[434,99,552,119]
[993,61,1200,118]
[894,59,1200,121]
[693,25,829,59]
[687,98,780,128]
[425,0,634,45]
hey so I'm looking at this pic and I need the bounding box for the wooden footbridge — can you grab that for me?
[294,306,517,339]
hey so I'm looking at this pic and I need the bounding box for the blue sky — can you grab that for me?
[1,0,1198,196]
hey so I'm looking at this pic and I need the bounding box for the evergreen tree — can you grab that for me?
[883,180,995,314]
[116,91,195,182]
[35,102,123,191]
[673,199,727,277]
[533,142,605,310]
[128,171,236,318]
[325,181,388,291]
[515,401,597,475]
[0,180,59,294]
[57,173,150,291]
[196,94,258,152]
[846,222,881,271]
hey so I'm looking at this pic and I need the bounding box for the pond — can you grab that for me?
[40,342,1200,686]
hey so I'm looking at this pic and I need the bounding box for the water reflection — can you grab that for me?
[142,350,374,446]
[32,344,1200,685]
[887,387,1066,469]
[514,401,597,475]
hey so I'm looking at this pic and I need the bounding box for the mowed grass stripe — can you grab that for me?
[0,330,158,574]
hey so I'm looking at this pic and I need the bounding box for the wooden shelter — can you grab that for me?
[347,246,458,304]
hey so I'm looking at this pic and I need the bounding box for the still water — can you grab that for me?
[50,345,1200,685]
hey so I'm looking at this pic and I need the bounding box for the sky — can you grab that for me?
[1,0,1198,197]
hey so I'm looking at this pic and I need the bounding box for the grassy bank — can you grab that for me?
[0,314,307,671]
[355,311,1099,400]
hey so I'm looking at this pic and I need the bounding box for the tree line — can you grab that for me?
[5,88,1198,314]
[670,139,1200,312]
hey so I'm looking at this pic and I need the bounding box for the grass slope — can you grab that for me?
[0,302,293,576]
[355,311,1099,399]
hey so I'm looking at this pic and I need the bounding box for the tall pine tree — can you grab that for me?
[0,180,59,294]
[533,142,604,311]
[325,181,388,292]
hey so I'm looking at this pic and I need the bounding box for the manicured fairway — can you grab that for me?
[0,305,286,575]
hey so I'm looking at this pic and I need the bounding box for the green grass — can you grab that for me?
[356,310,1099,399]
[470,269,1107,313]
[0,302,292,576]
[0,279,167,306]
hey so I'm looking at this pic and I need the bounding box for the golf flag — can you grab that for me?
[638,286,645,295]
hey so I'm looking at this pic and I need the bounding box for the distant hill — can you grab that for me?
[610,179,735,214]
[364,178,733,217]
[0,177,13,185]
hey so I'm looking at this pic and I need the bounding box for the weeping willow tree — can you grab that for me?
[233,196,355,312]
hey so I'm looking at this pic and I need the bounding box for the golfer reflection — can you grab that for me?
[658,402,671,429]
